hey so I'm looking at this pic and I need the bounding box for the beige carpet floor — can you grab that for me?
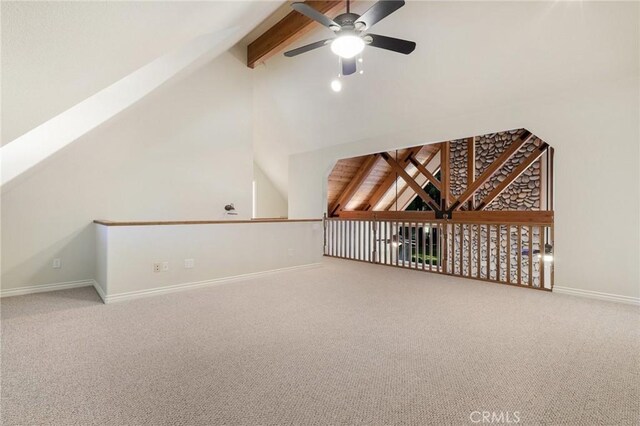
[1,258,638,425]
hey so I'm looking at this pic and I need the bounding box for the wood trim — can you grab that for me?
[451,210,553,225]
[247,1,344,68]
[440,141,451,210]
[334,210,436,221]
[476,224,481,279]
[496,224,501,281]
[364,146,423,210]
[517,225,522,285]
[476,143,548,210]
[528,225,533,286]
[506,225,511,283]
[450,130,533,211]
[424,145,441,169]
[467,137,475,209]
[539,226,545,289]
[408,155,441,191]
[380,152,441,212]
[94,219,321,226]
[333,210,553,225]
[549,147,555,211]
[329,154,379,216]
[486,224,491,280]
[388,148,441,211]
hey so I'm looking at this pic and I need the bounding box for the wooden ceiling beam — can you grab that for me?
[363,146,423,211]
[467,137,476,210]
[423,145,441,169]
[379,152,441,213]
[408,155,441,191]
[329,154,379,216]
[449,131,533,211]
[440,141,451,211]
[247,1,345,68]
[391,145,442,211]
[476,142,548,210]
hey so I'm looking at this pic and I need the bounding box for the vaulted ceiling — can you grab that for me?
[1,1,283,144]
[2,1,638,197]
[251,1,639,197]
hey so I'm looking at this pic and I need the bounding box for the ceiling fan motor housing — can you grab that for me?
[334,13,361,31]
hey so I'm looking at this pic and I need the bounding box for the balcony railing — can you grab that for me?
[324,212,554,290]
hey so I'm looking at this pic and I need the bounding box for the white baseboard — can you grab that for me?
[102,263,323,304]
[93,281,107,303]
[554,286,640,306]
[0,279,95,298]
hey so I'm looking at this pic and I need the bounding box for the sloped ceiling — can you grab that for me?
[1,0,283,144]
[252,1,639,196]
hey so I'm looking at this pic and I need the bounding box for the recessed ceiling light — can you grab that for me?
[330,79,342,92]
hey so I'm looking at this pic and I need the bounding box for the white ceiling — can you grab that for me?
[1,0,283,144]
[252,1,639,194]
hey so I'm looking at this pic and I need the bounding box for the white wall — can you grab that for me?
[289,78,640,299]
[253,162,287,218]
[1,51,254,291]
[96,220,322,302]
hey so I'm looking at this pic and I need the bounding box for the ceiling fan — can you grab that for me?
[284,0,416,76]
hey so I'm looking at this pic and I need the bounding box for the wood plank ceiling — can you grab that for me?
[327,144,440,214]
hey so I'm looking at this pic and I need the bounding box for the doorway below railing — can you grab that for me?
[324,212,554,291]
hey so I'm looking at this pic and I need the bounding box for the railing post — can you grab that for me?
[550,224,555,291]
[442,214,449,274]
[323,213,327,255]
[372,214,378,264]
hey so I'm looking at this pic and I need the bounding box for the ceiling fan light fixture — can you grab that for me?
[330,34,365,59]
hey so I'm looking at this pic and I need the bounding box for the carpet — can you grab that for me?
[1,258,638,425]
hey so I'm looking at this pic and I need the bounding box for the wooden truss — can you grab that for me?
[328,130,551,220]
[247,1,346,68]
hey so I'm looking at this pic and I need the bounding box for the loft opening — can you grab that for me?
[324,129,555,290]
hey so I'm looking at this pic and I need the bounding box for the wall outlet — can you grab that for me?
[162,261,169,272]
[184,259,195,269]
[52,258,62,269]
[153,263,161,273]
[287,248,295,257]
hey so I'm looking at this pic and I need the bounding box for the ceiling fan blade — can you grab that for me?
[284,39,331,57]
[341,57,357,76]
[292,2,339,29]
[355,0,405,30]
[366,33,416,55]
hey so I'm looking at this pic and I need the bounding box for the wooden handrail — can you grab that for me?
[333,210,553,225]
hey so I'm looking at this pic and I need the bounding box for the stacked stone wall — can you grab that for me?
[449,130,542,210]
[446,130,547,287]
